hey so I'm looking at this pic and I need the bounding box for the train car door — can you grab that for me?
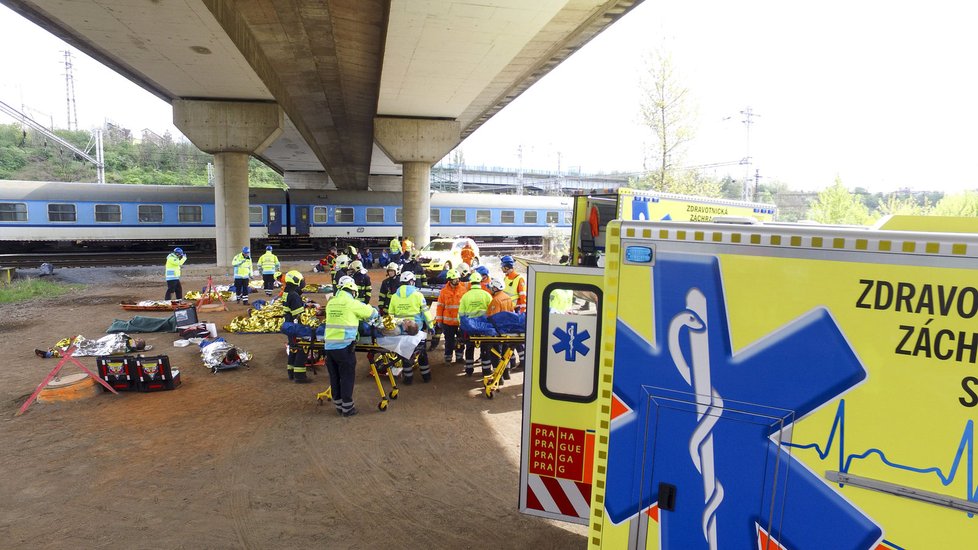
[294,205,310,236]
[267,205,283,235]
[519,264,604,525]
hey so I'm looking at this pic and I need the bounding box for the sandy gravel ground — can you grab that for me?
[0,263,586,549]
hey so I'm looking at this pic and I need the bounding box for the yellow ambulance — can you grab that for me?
[520,216,978,549]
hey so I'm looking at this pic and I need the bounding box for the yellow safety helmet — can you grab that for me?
[469,272,483,284]
[446,268,460,280]
[285,270,303,286]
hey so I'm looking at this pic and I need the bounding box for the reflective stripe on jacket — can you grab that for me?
[232,253,252,279]
[389,285,433,327]
[459,288,492,318]
[165,253,186,280]
[323,291,378,350]
[258,252,280,274]
[435,282,467,326]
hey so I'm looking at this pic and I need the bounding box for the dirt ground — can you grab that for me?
[0,263,587,549]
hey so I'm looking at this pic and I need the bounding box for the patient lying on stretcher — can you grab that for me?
[361,315,419,337]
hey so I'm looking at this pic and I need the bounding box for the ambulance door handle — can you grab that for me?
[658,482,677,511]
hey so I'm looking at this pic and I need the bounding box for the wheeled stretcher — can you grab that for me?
[308,335,417,412]
[463,333,525,398]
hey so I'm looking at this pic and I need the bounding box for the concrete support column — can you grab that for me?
[213,152,251,267]
[374,117,460,248]
[402,162,432,248]
[173,100,283,266]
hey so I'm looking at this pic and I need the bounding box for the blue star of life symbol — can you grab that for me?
[552,321,590,361]
[603,254,883,550]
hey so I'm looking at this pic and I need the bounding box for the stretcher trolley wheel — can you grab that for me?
[378,399,389,411]
[485,386,494,399]
[390,388,398,400]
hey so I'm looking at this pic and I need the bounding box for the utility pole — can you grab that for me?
[753,168,761,202]
[517,145,525,195]
[739,106,760,201]
[62,50,79,131]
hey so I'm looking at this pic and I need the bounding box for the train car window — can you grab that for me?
[335,207,354,223]
[395,208,403,223]
[524,210,538,224]
[178,205,202,223]
[430,208,440,223]
[138,205,163,223]
[501,210,515,224]
[95,204,121,223]
[476,209,491,224]
[0,202,28,222]
[48,203,77,223]
[366,207,385,223]
[450,209,466,223]
[249,206,264,224]
[562,210,572,224]
[313,206,328,223]
[546,211,559,224]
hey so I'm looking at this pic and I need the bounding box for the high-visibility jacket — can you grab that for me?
[258,251,280,275]
[460,246,475,266]
[165,253,186,281]
[549,288,574,314]
[403,239,415,254]
[232,253,252,279]
[435,282,467,326]
[504,270,527,313]
[389,285,433,328]
[487,291,515,317]
[459,287,492,318]
[389,237,402,253]
[323,290,377,350]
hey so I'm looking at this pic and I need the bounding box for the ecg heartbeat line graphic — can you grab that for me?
[785,399,977,511]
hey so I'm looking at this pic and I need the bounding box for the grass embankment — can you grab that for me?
[0,278,83,304]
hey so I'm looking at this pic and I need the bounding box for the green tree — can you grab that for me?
[874,192,932,217]
[639,45,695,189]
[932,191,978,216]
[806,177,872,225]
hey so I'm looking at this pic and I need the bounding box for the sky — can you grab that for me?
[2,1,978,193]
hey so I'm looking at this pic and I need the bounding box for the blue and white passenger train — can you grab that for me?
[0,181,573,252]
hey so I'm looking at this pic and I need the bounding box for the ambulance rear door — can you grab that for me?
[520,264,605,525]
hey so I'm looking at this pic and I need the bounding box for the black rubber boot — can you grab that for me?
[287,368,295,380]
[422,372,431,383]
[294,371,310,384]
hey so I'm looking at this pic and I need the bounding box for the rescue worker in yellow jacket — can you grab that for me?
[323,275,379,417]
[164,247,187,300]
[258,245,280,296]
[388,270,434,384]
[283,270,312,383]
[232,246,253,305]
[458,272,492,376]
[389,236,402,263]
[435,269,466,364]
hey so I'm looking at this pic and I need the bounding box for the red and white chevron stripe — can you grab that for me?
[525,473,592,519]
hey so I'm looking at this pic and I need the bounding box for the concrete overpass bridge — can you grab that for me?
[1,0,643,265]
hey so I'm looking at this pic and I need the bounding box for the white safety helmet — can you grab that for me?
[349,260,364,272]
[458,263,472,277]
[336,275,358,297]
[334,254,350,270]
[488,278,505,293]
[399,271,416,284]
[386,262,401,274]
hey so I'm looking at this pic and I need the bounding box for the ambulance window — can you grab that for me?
[540,283,601,403]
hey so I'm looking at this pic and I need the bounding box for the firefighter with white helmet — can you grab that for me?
[323,275,379,416]
[388,270,434,384]
[331,254,351,293]
[283,270,311,383]
[378,262,401,314]
[258,245,281,296]
[164,247,187,300]
[348,260,372,304]
[232,246,253,304]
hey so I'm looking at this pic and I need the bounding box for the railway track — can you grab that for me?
[0,243,541,269]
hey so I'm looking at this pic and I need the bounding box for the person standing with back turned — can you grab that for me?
[164,247,187,300]
[232,246,253,305]
[323,275,379,417]
[258,245,280,297]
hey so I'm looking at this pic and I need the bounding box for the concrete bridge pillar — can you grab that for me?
[173,100,283,266]
[374,117,460,249]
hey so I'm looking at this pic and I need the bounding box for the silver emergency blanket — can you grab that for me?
[199,339,252,369]
[375,332,426,359]
[72,333,143,356]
